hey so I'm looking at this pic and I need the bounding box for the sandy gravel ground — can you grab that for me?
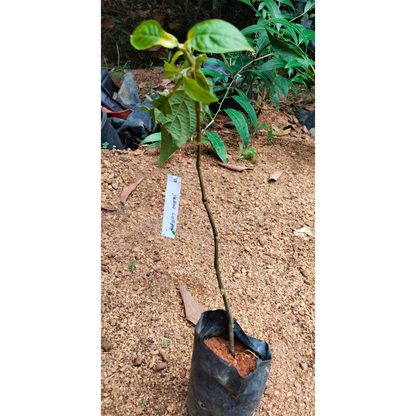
[101,110,315,415]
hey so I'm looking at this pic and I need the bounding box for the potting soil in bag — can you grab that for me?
[187,309,272,416]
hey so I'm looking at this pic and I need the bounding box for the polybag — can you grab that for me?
[187,310,272,416]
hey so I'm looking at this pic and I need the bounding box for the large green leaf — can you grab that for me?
[131,20,179,50]
[187,19,253,53]
[232,90,257,130]
[224,108,250,147]
[183,77,218,105]
[205,131,227,163]
[157,90,197,166]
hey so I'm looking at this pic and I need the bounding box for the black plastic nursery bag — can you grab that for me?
[187,310,272,416]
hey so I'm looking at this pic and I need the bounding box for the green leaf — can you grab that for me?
[195,69,213,90]
[205,57,233,72]
[262,0,281,18]
[257,57,287,71]
[183,77,218,104]
[140,132,161,145]
[278,0,296,12]
[187,19,253,53]
[195,54,208,67]
[205,131,227,163]
[199,68,227,80]
[148,90,172,116]
[157,90,197,166]
[304,0,315,13]
[131,20,179,50]
[144,141,161,153]
[271,91,280,108]
[232,90,257,130]
[241,24,266,35]
[224,109,250,147]
[170,50,183,66]
[266,28,305,62]
[163,61,180,78]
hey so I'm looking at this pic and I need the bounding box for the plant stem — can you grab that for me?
[195,101,235,357]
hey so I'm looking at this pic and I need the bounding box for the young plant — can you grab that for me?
[237,143,262,162]
[102,141,109,149]
[130,19,253,357]
[129,260,135,272]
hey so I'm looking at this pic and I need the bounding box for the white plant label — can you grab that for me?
[161,175,181,238]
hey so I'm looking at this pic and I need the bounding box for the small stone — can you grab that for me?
[167,406,174,412]
[136,407,143,415]
[300,362,308,370]
[259,237,267,246]
[244,246,251,252]
[133,357,143,366]
[120,323,126,328]
[234,273,241,279]
[159,349,169,362]
[224,120,235,129]
[303,279,311,285]
[151,316,159,321]
[264,389,273,396]
[309,127,315,138]
[111,182,119,189]
[180,370,186,378]
[109,319,116,326]
[156,362,168,371]
[101,265,108,272]
[287,391,293,397]
[101,340,112,352]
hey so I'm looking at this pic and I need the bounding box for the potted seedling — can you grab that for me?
[131,19,272,415]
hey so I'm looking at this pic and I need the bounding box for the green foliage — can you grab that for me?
[237,143,262,161]
[130,19,252,165]
[129,260,135,272]
[204,131,228,163]
[102,142,109,149]
[162,338,168,346]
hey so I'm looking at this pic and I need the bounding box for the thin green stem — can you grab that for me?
[203,52,274,133]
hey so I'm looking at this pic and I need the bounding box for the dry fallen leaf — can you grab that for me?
[179,283,206,325]
[101,17,115,29]
[148,45,162,52]
[294,226,314,238]
[269,171,283,182]
[273,128,291,136]
[120,177,144,204]
[153,11,165,27]
[217,162,254,172]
